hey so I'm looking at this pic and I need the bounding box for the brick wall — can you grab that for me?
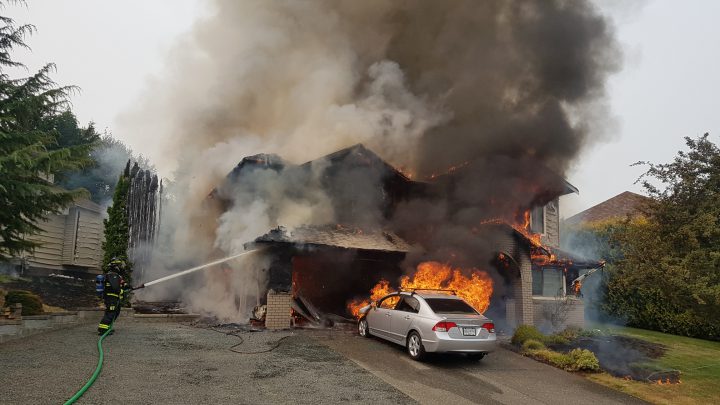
[564,299,585,329]
[493,231,533,327]
[265,291,292,330]
[531,297,585,332]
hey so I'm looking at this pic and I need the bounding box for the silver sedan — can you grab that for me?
[358,290,497,361]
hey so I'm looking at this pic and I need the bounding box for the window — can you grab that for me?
[532,267,564,297]
[378,294,400,309]
[424,298,478,314]
[395,296,420,313]
[530,205,545,234]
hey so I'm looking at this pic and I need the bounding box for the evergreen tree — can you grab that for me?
[102,162,132,281]
[604,134,720,340]
[0,6,92,260]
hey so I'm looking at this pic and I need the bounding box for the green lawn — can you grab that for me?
[586,326,720,405]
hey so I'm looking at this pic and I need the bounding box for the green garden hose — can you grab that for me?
[63,322,114,405]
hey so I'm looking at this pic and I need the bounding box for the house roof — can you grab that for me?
[427,157,578,198]
[300,143,416,182]
[565,191,650,225]
[249,225,413,253]
[74,198,102,213]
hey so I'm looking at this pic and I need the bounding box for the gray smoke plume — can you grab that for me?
[123,0,620,321]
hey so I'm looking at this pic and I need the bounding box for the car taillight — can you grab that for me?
[432,321,457,332]
[482,322,495,333]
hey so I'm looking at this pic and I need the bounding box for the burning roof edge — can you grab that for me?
[479,222,604,269]
[246,225,413,254]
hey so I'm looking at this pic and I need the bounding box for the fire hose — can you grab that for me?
[63,285,143,405]
[62,320,115,405]
[62,250,260,403]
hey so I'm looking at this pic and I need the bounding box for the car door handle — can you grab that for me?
[404,316,411,320]
[385,313,391,317]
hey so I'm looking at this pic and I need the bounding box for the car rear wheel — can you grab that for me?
[406,331,426,361]
[358,318,371,338]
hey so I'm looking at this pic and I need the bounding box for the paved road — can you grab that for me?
[0,321,411,404]
[310,328,648,405]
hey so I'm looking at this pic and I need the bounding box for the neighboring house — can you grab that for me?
[15,196,104,278]
[565,191,650,226]
[211,144,600,331]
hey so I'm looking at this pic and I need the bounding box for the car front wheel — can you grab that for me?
[407,331,426,361]
[358,318,371,338]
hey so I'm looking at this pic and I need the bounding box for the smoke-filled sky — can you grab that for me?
[6,0,720,217]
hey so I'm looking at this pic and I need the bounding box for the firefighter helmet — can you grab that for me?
[107,257,127,273]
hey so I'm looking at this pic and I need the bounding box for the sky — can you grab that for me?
[5,0,720,217]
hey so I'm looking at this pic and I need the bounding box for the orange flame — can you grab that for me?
[656,377,681,385]
[347,261,493,319]
[401,262,493,314]
[347,280,396,318]
[512,210,543,248]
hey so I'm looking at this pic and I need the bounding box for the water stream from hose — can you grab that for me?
[143,249,263,287]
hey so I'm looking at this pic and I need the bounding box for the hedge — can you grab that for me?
[4,290,43,315]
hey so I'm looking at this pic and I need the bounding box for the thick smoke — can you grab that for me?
[123,0,620,321]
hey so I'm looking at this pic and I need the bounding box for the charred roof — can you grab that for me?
[249,225,412,253]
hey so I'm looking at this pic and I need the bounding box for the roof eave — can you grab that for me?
[562,179,579,196]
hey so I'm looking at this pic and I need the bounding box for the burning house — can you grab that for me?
[206,144,603,332]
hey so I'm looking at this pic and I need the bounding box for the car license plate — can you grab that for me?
[462,328,476,336]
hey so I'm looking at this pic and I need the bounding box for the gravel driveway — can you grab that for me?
[0,320,412,404]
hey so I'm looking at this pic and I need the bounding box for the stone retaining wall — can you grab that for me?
[0,307,200,343]
[0,309,101,343]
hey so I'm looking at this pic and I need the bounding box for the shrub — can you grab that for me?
[544,334,570,345]
[511,325,544,346]
[522,339,545,351]
[557,327,582,340]
[4,290,43,315]
[530,349,572,369]
[526,348,600,372]
[566,349,600,372]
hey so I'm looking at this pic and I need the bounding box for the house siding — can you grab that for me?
[61,208,79,265]
[74,207,104,267]
[24,199,104,274]
[542,198,560,248]
[25,214,66,269]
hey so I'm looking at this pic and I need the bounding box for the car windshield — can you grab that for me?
[424,298,478,314]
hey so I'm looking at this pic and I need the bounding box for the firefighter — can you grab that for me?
[97,258,131,335]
